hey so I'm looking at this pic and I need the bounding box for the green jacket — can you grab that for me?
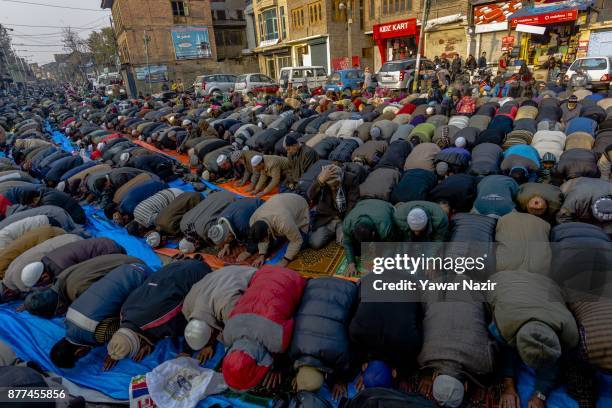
[393,201,449,242]
[342,199,395,263]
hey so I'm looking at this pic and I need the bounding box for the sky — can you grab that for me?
[0,0,111,65]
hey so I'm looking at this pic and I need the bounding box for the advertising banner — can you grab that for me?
[510,9,577,26]
[474,0,523,25]
[171,26,212,60]
[135,65,168,82]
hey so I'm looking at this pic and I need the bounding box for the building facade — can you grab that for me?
[101,0,256,96]
[287,0,373,73]
[362,0,471,70]
[251,0,292,79]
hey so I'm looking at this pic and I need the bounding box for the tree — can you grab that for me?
[87,27,118,73]
[61,27,89,83]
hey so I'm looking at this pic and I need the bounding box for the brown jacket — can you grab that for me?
[68,163,112,185]
[249,193,309,261]
[113,172,153,204]
[0,225,65,278]
[254,155,289,195]
[404,143,440,171]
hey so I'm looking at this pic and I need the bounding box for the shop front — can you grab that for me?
[372,19,420,65]
[424,15,469,59]
[256,43,292,80]
[508,1,593,67]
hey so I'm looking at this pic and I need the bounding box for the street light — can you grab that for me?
[338,1,353,68]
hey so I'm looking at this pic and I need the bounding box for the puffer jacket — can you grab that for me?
[0,205,79,232]
[565,132,594,151]
[473,175,518,218]
[435,147,471,170]
[0,214,49,251]
[180,190,237,243]
[566,117,597,137]
[409,123,435,143]
[117,180,167,216]
[370,120,398,141]
[531,130,566,161]
[325,119,364,138]
[469,143,502,176]
[0,225,65,278]
[404,143,440,171]
[289,277,357,373]
[345,388,435,408]
[193,138,229,160]
[119,260,212,340]
[495,212,551,274]
[359,167,400,201]
[41,237,126,278]
[249,193,310,261]
[312,138,341,160]
[487,270,579,351]
[556,148,600,180]
[182,265,256,332]
[35,189,85,224]
[558,177,612,223]
[223,265,306,354]
[429,173,477,212]
[66,263,151,346]
[59,161,98,183]
[4,234,83,291]
[44,155,84,184]
[350,272,422,369]
[500,144,541,176]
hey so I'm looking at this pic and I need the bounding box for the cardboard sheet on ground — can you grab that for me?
[133,139,191,166]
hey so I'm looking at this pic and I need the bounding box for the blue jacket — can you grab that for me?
[45,155,84,184]
[60,161,98,181]
[501,145,541,179]
[118,180,167,215]
[218,198,264,242]
[36,151,70,177]
[289,277,357,372]
[473,175,518,218]
[565,117,597,137]
[66,263,151,346]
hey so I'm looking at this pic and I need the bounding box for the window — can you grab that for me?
[261,8,278,42]
[580,58,607,70]
[362,47,372,59]
[359,0,364,29]
[382,0,388,15]
[292,8,305,29]
[280,6,286,39]
[216,10,226,20]
[258,13,264,42]
[293,69,303,78]
[315,68,326,76]
[395,0,399,12]
[171,1,188,16]
[407,0,412,11]
[332,0,344,22]
[237,10,244,20]
[400,0,405,11]
[300,9,304,25]
[369,0,374,20]
[308,2,322,25]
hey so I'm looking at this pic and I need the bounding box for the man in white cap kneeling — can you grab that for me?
[182,265,256,363]
[246,154,289,198]
[393,201,449,242]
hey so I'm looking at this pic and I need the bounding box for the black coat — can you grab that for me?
[39,189,86,224]
[390,169,437,204]
[349,273,422,369]
[428,173,477,212]
[120,260,212,340]
[469,143,503,176]
[289,278,357,372]
[375,140,412,171]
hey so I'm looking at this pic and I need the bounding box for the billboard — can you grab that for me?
[135,65,168,82]
[474,0,523,25]
[171,26,212,60]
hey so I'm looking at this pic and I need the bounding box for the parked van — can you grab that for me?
[279,66,328,92]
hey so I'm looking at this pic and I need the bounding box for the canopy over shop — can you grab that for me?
[472,0,523,63]
[507,0,594,67]
[373,19,420,64]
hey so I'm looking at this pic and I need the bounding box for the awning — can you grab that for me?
[508,0,593,27]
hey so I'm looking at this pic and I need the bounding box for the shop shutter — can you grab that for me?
[588,30,612,57]
[478,31,505,65]
[310,42,328,71]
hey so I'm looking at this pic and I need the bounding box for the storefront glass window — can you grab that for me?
[382,0,388,14]
[369,0,375,20]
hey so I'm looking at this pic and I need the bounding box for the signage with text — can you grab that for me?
[510,9,577,26]
[373,19,418,40]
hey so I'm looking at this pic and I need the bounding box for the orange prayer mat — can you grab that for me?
[133,139,191,166]
[215,180,278,201]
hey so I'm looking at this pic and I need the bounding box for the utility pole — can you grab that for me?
[412,0,431,93]
[347,0,353,67]
[143,30,152,96]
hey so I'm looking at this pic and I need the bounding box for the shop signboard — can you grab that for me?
[170,26,212,60]
[373,19,418,40]
[474,0,523,25]
[332,56,361,71]
[510,9,577,26]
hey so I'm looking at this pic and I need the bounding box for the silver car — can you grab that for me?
[377,58,435,90]
[193,74,237,96]
[234,73,279,96]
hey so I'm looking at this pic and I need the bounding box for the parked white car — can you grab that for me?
[234,73,278,96]
[193,74,237,96]
[564,56,612,91]
[279,66,328,92]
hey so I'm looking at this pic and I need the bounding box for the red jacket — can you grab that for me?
[225,265,306,352]
[399,103,417,115]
